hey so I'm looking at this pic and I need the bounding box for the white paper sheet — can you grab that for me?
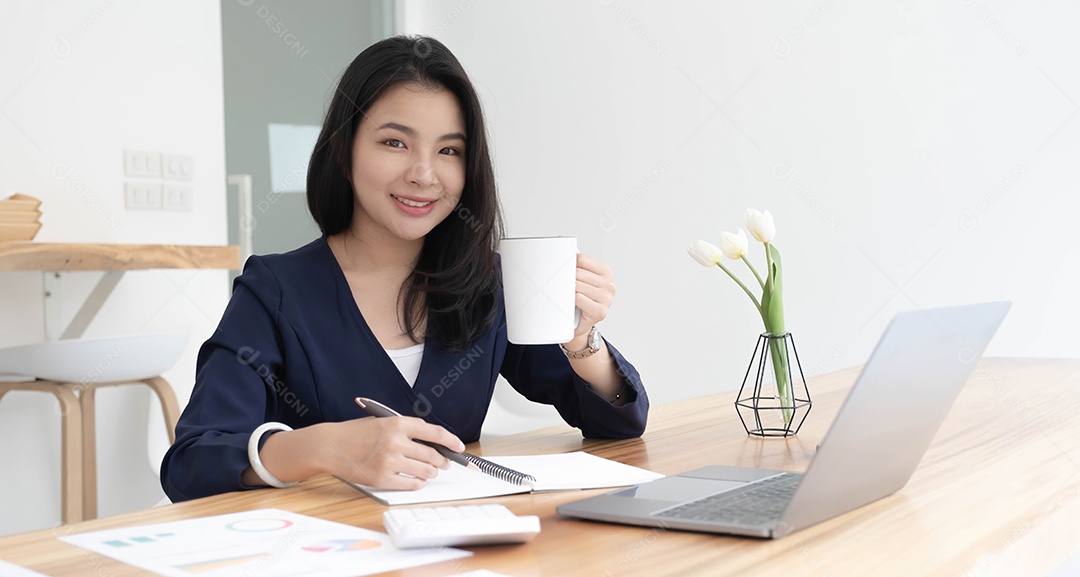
[59,508,470,577]
[350,451,664,506]
[0,559,51,577]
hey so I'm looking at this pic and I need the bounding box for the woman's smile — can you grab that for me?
[390,193,438,215]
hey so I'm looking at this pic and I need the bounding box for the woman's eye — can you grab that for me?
[383,139,405,149]
[440,147,461,156]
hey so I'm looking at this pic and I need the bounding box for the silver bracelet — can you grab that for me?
[247,422,299,488]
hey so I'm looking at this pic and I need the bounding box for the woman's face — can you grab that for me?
[349,82,467,243]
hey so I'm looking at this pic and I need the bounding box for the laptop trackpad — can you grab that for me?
[613,476,745,502]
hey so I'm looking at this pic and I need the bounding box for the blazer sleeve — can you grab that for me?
[160,256,300,502]
[499,340,649,439]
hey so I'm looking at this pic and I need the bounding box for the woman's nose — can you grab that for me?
[407,159,438,188]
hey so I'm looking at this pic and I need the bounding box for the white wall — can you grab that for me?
[400,1,1080,411]
[0,1,228,535]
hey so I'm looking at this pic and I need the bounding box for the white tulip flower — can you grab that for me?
[746,209,776,243]
[687,240,723,267]
[686,208,794,426]
[719,229,749,260]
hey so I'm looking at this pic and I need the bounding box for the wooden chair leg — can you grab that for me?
[142,376,180,444]
[52,384,84,525]
[74,377,178,522]
[0,381,84,524]
[0,376,180,525]
[77,383,98,521]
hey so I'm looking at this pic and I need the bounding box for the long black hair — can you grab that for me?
[307,35,504,352]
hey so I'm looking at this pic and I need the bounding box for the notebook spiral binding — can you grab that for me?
[462,453,537,486]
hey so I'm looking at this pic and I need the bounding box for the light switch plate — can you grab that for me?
[125,182,162,210]
[124,150,161,178]
[162,154,193,181]
[162,183,193,211]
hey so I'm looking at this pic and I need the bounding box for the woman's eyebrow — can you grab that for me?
[378,121,465,142]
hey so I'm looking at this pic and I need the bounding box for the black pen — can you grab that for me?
[354,396,536,487]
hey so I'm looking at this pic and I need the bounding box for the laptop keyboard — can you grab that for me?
[653,473,802,527]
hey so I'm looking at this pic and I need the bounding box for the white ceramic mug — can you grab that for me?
[499,236,579,345]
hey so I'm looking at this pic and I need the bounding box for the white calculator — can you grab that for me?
[383,504,541,549]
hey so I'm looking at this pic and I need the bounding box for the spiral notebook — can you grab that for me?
[343,452,663,506]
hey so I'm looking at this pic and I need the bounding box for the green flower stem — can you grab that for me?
[767,339,794,424]
[761,242,793,424]
[715,262,761,313]
[763,242,774,280]
[741,255,766,290]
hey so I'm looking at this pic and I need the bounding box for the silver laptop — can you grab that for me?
[557,301,1010,538]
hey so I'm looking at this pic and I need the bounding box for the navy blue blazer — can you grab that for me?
[160,237,648,501]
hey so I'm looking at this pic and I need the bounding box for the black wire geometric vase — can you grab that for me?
[735,332,812,438]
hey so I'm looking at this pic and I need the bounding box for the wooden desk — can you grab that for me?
[2,358,1078,576]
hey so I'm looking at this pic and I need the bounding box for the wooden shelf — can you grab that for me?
[0,241,240,271]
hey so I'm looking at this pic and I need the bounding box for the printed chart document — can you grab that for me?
[0,559,50,577]
[58,509,470,577]
[346,451,664,506]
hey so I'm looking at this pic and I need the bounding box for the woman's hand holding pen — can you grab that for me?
[244,417,465,491]
[321,417,465,490]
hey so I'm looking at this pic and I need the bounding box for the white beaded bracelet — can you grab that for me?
[247,422,298,488]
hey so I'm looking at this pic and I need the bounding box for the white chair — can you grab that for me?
[0,332,186,523]
[481,377,564,439]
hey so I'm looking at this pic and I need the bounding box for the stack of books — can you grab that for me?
[0,193,42,241]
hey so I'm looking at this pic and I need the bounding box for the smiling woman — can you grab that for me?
[160,35,650,502]
[306,36,499,353]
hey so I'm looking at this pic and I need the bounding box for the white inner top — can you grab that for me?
[385,342,425,387]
